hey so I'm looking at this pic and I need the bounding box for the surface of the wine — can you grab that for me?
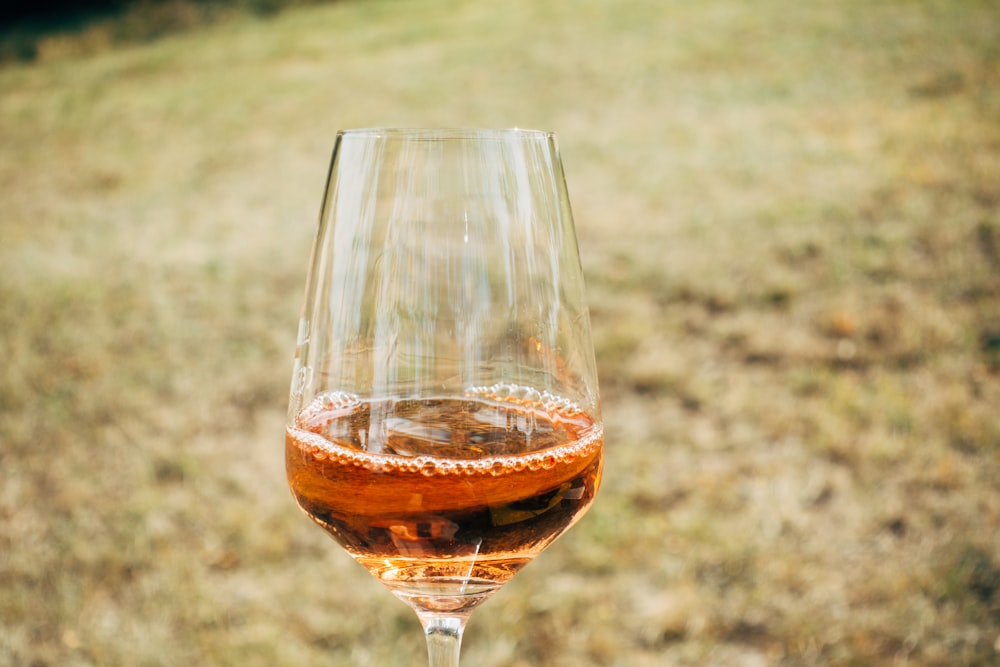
[286,386,603,612]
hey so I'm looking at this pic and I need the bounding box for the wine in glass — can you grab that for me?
[284,128,603,666]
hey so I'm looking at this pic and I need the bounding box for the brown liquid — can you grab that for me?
[285,389,603,611]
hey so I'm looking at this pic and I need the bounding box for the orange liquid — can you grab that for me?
[286,390,603,611]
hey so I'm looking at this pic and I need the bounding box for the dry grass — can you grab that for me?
[2,0,999,665]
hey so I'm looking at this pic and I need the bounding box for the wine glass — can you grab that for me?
[284,128,603,666]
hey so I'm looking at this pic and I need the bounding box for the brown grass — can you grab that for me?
[2,0,999,665]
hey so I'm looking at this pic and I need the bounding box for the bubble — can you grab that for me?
[288,392,604,481]
[321,391,361,410]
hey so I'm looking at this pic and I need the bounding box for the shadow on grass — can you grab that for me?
[0,0,330,63]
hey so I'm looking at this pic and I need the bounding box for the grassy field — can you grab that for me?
[2,0,999,665]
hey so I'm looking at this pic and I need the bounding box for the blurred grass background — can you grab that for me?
[2,0,999,665]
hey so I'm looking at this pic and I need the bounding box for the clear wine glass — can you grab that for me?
[284,128,603,666]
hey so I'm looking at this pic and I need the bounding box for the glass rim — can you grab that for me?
[336,127,556,141]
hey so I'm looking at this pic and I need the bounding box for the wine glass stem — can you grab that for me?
[419,614,467,667]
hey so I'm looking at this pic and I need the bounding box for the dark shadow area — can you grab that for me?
[2,0,127,25]
[0,0,319,63]
[1,0,123,61]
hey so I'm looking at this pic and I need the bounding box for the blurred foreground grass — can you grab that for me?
[2,0,999,665]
